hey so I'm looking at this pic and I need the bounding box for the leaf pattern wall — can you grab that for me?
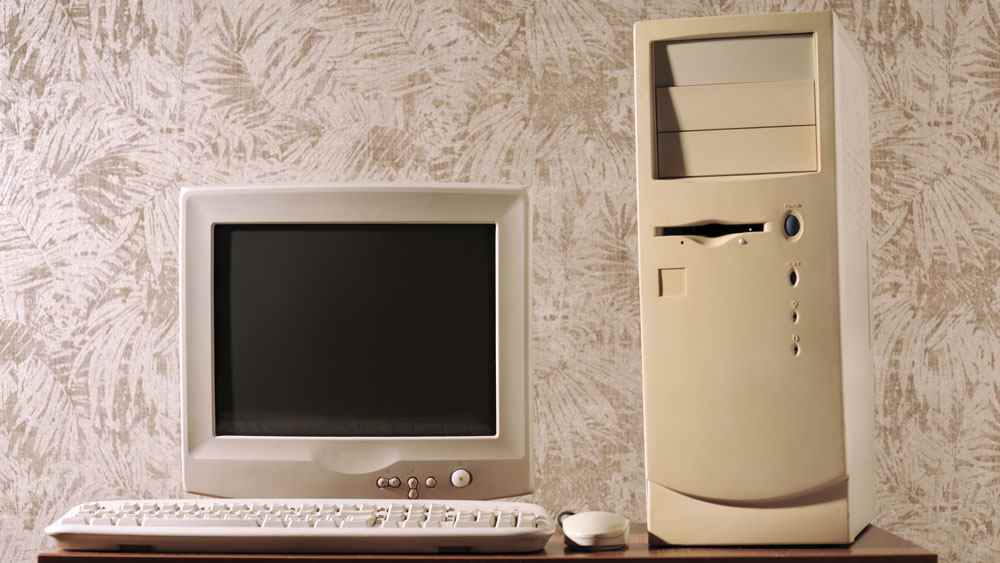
[0,1,998,562]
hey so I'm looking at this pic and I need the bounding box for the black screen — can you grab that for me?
[213,224,497,437]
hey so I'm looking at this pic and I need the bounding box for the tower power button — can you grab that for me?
[450,468,472,488]
[784,213,801,237]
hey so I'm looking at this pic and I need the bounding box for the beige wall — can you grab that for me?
[0,1,997,561]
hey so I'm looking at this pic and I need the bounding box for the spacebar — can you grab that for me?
[142,519,259,528]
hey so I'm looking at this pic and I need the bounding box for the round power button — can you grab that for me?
[784,213,801,237]
[450,468,472,488]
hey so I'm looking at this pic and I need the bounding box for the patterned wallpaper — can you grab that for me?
[0,0,998,561]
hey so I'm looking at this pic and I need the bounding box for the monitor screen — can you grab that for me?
[212,223,497,437]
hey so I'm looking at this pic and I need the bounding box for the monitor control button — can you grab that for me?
[425,477,437,488]
[407,477,419,489]
[450,469,472,488]
[407,489,419,500]
[376,477,388,488]
[388,477,401,488]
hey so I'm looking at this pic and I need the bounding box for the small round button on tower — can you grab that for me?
[407,477,419,489]
[425,476,437,488]
[784,213,802,238]
[376,477,388,488]
[387,476,401,488]
[407,489,419,500]
[450,468,472,488]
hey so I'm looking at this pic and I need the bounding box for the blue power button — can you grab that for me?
[784,213,801,237]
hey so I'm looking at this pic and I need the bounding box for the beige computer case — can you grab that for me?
[633,12,874,545]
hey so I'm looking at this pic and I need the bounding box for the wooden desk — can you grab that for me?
[38,526,935,563]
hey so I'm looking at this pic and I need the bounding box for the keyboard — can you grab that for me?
[45,498,555,554]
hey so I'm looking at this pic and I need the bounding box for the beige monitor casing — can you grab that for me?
[180,184,531,501]
[633,12,874,545]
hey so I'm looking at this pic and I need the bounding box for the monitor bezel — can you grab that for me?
[180,184,530,499]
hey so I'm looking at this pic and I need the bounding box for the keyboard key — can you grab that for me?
[144,519,258,528]
[342,518,375,528]
[288,519,311,528]
[316,519,341,528]
[116,517,140,527]
[89,518,114,526]
[457,519,493,528]
[61,517,88,525]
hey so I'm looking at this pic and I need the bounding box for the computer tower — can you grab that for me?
[633,12,874,545]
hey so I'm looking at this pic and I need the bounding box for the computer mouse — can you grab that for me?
[559,511,630,551]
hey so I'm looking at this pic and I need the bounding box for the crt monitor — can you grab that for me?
[180,184,530,500]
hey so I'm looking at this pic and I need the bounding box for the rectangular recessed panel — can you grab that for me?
[658,268,686,297]
[656,80,815,132]
[653,34,814,87]
[657,126,817,178]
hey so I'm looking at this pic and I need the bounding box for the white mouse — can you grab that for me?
[559,511,630,551]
